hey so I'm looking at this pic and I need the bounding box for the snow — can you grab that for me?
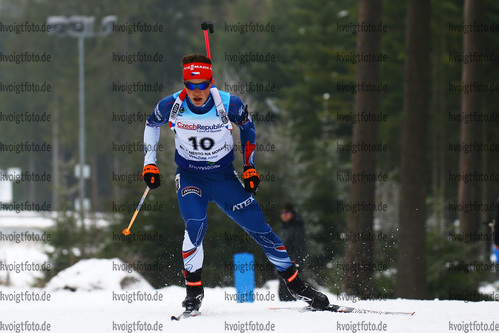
[0,211,110,231]
[2,214,499,332]
[45,258,154,292]
[0,211,111,288]
[1,258,498,333]
[0,212,51,288]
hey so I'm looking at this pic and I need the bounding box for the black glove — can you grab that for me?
[142,164,160,189]
[243,165,260,193]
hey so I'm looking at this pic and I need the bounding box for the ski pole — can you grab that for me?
[201,21,215,85]
[122,186,150,236]
[201,21,214,60]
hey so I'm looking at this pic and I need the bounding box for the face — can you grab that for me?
[184,79,212,107]
[280,210,293,222]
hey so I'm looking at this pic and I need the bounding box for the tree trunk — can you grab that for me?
[343,0,383,299]
[51,93,60,211]
[395,0,431,299]
[458,0,483,252]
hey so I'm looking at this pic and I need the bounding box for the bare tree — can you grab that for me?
[343,0,383,298]
[395,0,431,299]
[458,0,483,254]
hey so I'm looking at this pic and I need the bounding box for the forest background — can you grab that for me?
[1,0,498,301]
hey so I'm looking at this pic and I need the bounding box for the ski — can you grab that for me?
[329,304,415,316]
[269,304,415,316]
[171,310,201,321]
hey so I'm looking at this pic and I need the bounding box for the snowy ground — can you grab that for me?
[1,284,498,333]
[1,259,499,333]
[1,213,499,333]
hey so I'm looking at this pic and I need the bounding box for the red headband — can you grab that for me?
[183,62,213,81]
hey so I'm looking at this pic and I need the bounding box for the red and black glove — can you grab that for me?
[243,165,260,193]
[142,164,160,189]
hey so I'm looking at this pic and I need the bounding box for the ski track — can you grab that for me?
[1,285,497,333]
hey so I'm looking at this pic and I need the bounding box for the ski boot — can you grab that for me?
[182,268,204,312]
[278,264,330,310]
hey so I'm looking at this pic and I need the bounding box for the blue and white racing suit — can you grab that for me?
[144,88,293,273]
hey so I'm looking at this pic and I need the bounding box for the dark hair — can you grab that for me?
[282,203,295,213]
[181,54,212,66]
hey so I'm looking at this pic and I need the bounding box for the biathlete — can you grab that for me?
[142,54,330,312]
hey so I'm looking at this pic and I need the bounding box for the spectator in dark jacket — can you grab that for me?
[278,203,306,301]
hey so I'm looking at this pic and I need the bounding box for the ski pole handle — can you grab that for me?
[122,186,150,236]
